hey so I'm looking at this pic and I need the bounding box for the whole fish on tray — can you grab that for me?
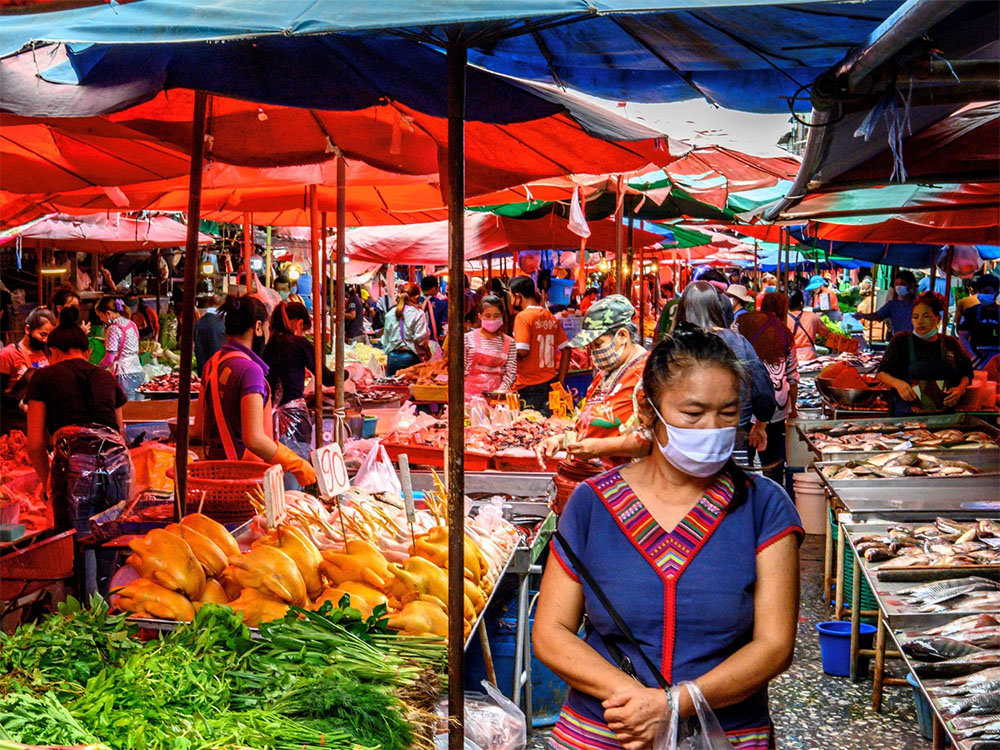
[925,615,1000,636]
[915,652,1000,679]
[902,636,985,661]
[902,577,1000,605]
[854,518,1000,569]
[939,690,1000,718]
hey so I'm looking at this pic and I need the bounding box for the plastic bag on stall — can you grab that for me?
[653,682,732,750]
[465,374,497,399]
[368,353,385,379]
[467,396,491,428]
[462,682,526,750]
[142,361,172,381]
[273,398,316,455]
[353,442,403,497]
[252,279,283,314]
[50,424,135,533]
[383,401,440,437]
[491,403,514,429]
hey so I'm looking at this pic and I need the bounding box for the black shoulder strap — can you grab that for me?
[554,528,670,689]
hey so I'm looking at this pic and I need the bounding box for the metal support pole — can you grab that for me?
[614,175,624,295]
[309,185,324,448]
[446,42,467,750]
[335,156,347,447]
[321,212,329,392]
[174,90,208,520]
[626,212,635,305]
[152,249,161,322]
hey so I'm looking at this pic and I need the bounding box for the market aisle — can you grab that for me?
[528,535,929,750]
[770,535,927,749]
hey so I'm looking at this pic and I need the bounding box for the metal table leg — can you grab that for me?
[512,571,530,708]
[849,547,862,681]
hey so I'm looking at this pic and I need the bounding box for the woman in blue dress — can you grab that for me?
[533,326,802,750]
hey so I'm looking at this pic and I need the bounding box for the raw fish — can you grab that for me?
[915,653,1000,679]
[902,637,984,662]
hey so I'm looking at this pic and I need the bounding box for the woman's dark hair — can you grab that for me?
[672,281,728,332]
[913,292,944,318]
[508,276,536,300]
[788,290,805,311]
[219,294,267,337]
[975,273,999,293]
[50,284,80,311]
[270,301,310,336]
[642,324,750,506]
[395,283,421,317]
[894,270,917,286]
[747,293,793,365]
[488,278,506,296]
[47,306,89,353]
[96,296,130,319]
[25,307,57,332]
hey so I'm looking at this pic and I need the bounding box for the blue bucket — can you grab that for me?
[362,416,378,439]
[816,621,876,676]
[906,672,934,740]
[548,277,574,306]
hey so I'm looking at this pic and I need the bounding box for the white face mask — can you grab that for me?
[650,403,736,478]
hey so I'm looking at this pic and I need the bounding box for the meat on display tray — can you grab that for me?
[830,479,1000,519]
[889,616,1000,750]
[843,522,1000,627]
[381,442,492,471]
[795,413,999,462]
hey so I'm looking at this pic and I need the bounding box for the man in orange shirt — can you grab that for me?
[509,276,570,414]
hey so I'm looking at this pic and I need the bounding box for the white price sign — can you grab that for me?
[311,443,351,499]
[262,464,286,528]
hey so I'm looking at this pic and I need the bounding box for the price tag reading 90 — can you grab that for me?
[262,464,287,528]
[311,443,351,499]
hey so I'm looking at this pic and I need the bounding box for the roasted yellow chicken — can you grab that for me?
[127,528,205,600]
[226,546,308,606]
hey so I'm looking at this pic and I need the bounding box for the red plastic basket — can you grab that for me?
[382,442,491,471]
[166,460,267,524]
[0,529,75,601]
[493,452,559,473]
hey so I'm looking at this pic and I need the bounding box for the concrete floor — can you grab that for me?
[527,535,929,749]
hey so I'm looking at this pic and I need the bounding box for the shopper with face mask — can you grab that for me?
[958,274,999,368]
[509,276,570,414]
[96,296,146,400]
[537,295,651,470]
[876,292,973,416]
[195,295,316,486]
[857,270,917,335]
[534,326,802,750]
[463,295,517,394]
[0,307,56,434]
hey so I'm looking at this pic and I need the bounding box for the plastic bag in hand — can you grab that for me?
[353,442,403,497]
[463,682,526,750]
[654,682,732,750]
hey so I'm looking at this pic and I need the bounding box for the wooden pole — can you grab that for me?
[446,42,467,750]
[321,211,328,379]
[942,246,955,333]
[264,226,273,287]
[309,185,324,448]
[626,212,635,304]
[242,212,253,293]
[174,90,208,521]
[335,156,347,447]
[614,175,624,295]
[638,240,646,347]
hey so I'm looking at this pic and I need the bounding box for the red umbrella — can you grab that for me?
[0,212,214,253]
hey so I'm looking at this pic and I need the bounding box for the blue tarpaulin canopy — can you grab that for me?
[0,0,907,113]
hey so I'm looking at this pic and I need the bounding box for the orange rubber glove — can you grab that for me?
[271,444,317,486]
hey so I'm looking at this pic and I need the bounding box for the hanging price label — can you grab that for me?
[262,464,286,528]
[311,442,351,499]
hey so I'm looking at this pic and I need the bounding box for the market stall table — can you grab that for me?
[842,518,1000,715]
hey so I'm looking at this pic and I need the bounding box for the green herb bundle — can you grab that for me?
[0,598,445,750]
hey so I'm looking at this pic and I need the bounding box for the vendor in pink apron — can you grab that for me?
[194,295,316,486]
[537,296,652,481]
[463,295,517,395]
[96,296,147,400]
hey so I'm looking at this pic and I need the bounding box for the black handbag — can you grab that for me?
[554,529,670,689]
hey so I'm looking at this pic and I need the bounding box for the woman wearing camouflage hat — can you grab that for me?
[537,295,651,473]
